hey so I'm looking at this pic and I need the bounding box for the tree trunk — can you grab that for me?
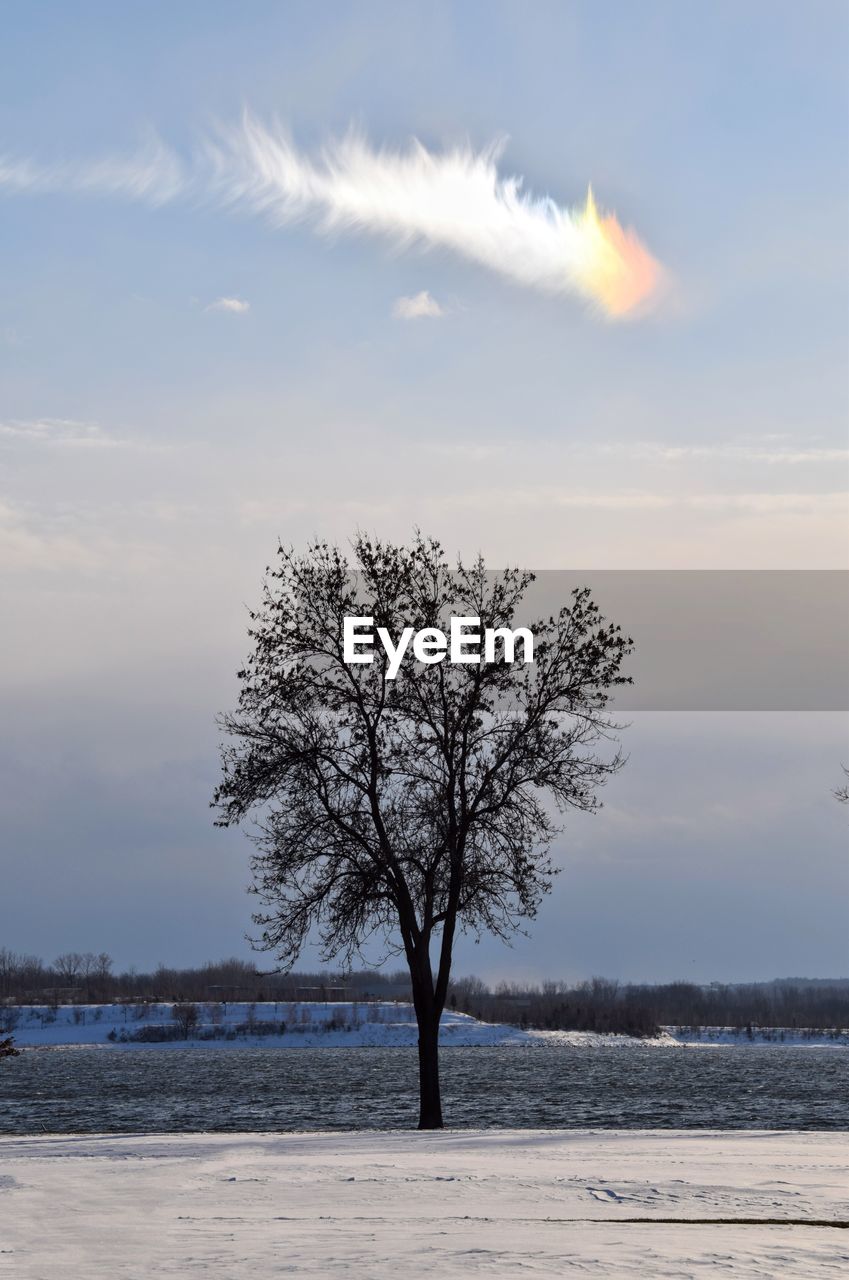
[416,1010,443,1129]
[407,936,446,1129]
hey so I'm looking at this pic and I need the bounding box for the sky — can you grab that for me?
[1,2,847,982]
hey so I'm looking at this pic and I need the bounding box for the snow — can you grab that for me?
[7,1002,846,1050]
[9,1001,536,1049]
[1,1129,846,1277]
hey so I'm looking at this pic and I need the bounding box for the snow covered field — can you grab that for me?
[1,1130,846,1278]
[7,1002,847,1049]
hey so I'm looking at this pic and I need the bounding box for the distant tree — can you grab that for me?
[0,949,38,1000]
[0,950,14,1000]
[215,534,631,1128]
[171,1002,199,1039]
[77,953,99,997]
[835,766,849,804]
[54,952,84,987]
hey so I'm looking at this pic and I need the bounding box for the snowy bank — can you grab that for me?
[6,1002,846,1049]
[1,1129,846,1278]
[6,1001,671,1050]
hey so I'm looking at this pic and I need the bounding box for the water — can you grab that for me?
[1,1045,846,1134]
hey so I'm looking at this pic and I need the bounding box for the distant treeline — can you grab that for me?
[451,976,849,1037]
[1,950,848,1035]
[0,952,412,1006]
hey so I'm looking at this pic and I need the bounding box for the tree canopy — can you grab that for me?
[215,533,632,1126]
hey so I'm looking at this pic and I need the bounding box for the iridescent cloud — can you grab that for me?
[208,118,663,317]
[0,119,663,317]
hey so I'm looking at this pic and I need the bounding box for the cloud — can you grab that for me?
[0,120,663,316]
[207,118,662,316]
[601,441,849,466]
[424,436,849,469]
[0,136,184,207]
[204,296,250,314]
[393,290,445,319]
[0,417,173,454]
[0,418,124,448]
[0,499,104,572]
[432,488,849,515]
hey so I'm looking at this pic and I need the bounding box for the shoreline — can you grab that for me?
[5,1001,848,1050]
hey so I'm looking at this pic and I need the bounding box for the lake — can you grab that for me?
[1,1044,846,1134]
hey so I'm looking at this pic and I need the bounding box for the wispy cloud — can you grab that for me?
[0,136,184,207]
[393,289,445,319]
[207,118,662,316]
[204,296,250,314]
[0,119,663,316]
[0,417,173,453]
[0,499,104,572]
[423,436,849,468]
[601,441,849,466]
[436,489,849,514]
[0,418,124,448]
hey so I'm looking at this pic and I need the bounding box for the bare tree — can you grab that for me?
[171,1002,199,1039]
[78,952,99,997]
[54,952,84,987]
[215,534,631,1128]
[0,949,37,1000]
[835,766,849,804]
